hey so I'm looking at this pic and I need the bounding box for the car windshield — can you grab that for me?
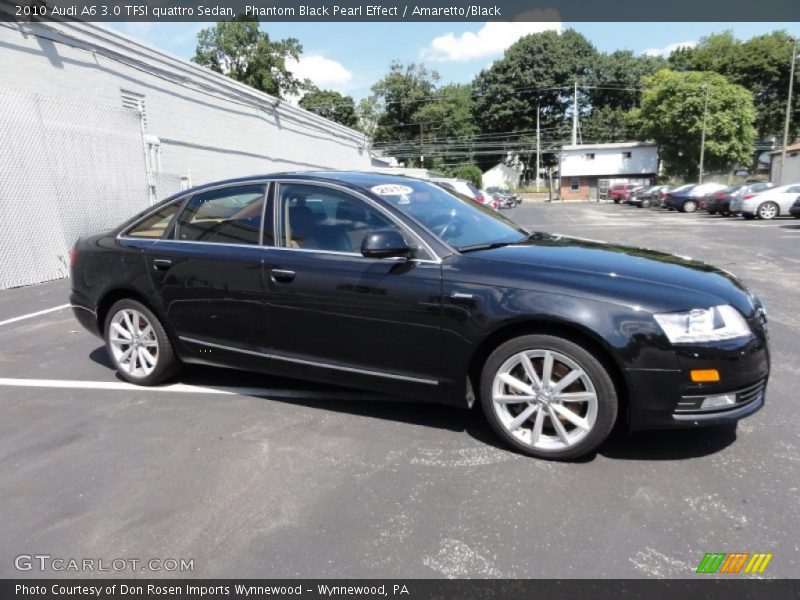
[368,180,528,251]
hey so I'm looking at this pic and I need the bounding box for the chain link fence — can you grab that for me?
[0,87,151,289]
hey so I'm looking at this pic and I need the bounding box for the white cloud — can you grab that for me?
[420,21,562,62]
[285,55,353,92]
[642,41,696,57]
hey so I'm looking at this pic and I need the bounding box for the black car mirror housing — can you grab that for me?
[361,228,412,259]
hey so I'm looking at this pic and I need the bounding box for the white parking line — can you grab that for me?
[0,304,70,327]
[0,377,357,399]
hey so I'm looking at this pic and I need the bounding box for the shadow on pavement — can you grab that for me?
[89,345,738,462]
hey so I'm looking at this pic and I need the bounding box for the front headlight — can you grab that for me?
[654,305,751,344]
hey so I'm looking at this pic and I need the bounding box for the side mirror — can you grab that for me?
[361,228,412,259]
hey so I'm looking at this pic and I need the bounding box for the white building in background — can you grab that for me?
[559,142,658,200]
[482,162,523,190]
[0,21,371,288]
[770,143,800,184]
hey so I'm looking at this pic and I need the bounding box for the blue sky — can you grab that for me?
[107,21,800,101]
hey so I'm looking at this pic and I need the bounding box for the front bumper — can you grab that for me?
[626,334,769,430]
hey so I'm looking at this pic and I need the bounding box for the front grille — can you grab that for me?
[675,379,766,414]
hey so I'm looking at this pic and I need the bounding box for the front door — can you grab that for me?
[145,182,270,355]
[262,181,443,399]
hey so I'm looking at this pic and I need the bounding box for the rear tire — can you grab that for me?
[480,334,618,460]
[641,199,651,208]
[743,214,756,220]
[104,299,180,385]
[757,201,779,220]
[682,200,698,213]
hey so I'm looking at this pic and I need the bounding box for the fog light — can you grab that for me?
[691,369,720,382]
[701,394,736,409]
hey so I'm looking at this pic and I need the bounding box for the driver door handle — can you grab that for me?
[271,269,296,283]
[153,259,173,270]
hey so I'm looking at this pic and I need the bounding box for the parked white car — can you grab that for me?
[731,183,800,220]
[430,178,498,209]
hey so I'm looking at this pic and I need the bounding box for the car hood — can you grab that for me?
[464,233,754,315]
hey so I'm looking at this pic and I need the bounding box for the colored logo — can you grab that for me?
[696,552,773,574]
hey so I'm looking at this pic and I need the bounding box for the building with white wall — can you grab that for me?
[770,143,800,184]
[0,21,371,288]
[559,142,658,200]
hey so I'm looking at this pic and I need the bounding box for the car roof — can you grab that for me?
[168,171,438,201]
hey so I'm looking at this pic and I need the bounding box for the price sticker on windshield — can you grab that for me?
[370,184,414,196]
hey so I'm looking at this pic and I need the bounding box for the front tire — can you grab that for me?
[641,199,651,208]
[480,335,618,460]
[104,299,179,385]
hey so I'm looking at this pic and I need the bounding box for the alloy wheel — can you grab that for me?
[758,203,778,220]
[491,349,598,451]
[684,200,697,213]
[108,308,159,378]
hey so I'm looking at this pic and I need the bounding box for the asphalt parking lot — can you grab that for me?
[1,202,798,579]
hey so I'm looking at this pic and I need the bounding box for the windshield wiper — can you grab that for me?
[457,241,515,253]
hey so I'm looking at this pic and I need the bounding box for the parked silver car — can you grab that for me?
[730,183,800,219]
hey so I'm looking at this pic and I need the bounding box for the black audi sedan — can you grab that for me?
[70,172,770,460]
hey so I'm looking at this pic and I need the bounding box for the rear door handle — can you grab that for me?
[153,259,173,270]
[271,269,296,283]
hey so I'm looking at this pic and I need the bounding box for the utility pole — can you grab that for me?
[536,103,541,190]
[698,83,709,184]
[779,36,797,184]
[571,81,578,145]
[419,123,424,167]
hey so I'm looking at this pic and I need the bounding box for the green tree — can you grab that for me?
[588,51,667,111]
[371,61,439,144]
[413,84,477,167]
[472,30,598,135]
[634,70,756,179]
[668,30,799,140]
[298,87,358,128]
[581,106,640,143]
[193,20,306,98]
[357,96,381,137]
[451,165,482,189]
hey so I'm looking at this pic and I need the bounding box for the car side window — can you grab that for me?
[127,203,180,238]
[173,184,267,245]
[278,183,404,254]
[787,185,800,194]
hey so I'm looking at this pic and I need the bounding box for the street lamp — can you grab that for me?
[698,83,709,184]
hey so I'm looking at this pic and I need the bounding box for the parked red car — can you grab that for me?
[609,183,634,203]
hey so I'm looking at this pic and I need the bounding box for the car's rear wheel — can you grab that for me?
[641,199,651,208]
[480,335,618,460]
[682,200,698,213]
[757,202,779,220]
[742,213,756,220]
[104,299,179,385]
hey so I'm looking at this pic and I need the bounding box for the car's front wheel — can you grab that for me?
[480,335,618,460]
[641,199,651,208]
[104,299,179,385]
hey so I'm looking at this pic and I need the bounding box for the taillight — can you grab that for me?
[714,193,725,200]
[743,193,756,200]
[69,247,78,268]
[475,194,484,203]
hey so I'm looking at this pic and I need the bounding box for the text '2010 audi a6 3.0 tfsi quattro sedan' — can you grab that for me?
[70,172,770,460]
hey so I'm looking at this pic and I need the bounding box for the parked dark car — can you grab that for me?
[70,172,770,460]
[630,185,671,208]
[790,196,800,218]
[705,182,775,216]
[664,183,727,213]
[486,187,521,208]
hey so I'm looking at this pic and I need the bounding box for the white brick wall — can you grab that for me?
[0,22,371,186]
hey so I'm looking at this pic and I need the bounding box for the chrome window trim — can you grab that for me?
[179,336,439,385]
[117,179,272,243]
[274,179,443,263]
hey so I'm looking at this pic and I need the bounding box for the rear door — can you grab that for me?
[145,182,271,356]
